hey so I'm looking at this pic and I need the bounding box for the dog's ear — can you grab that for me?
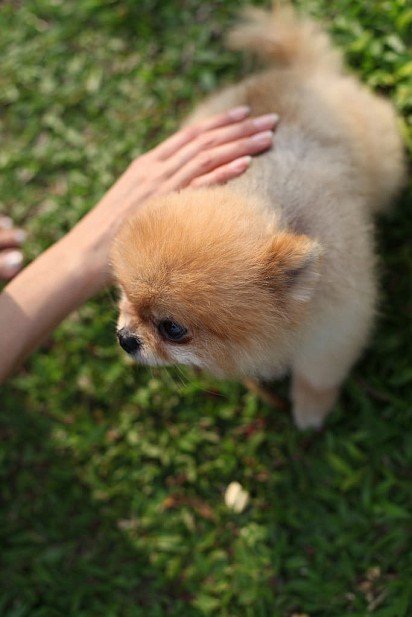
[261,232,322,303]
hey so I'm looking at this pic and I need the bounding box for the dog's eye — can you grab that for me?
[158,320,188,342]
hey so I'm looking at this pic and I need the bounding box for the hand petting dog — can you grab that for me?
[0,106,277,382]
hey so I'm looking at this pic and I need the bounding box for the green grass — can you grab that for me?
[0,0,411,615]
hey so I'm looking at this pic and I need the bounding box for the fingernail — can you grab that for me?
[228,155,252,171]
[2,250,23,276]
[0,216,13,230]
[228,105,250,121]
[14,229,27,243]
[250,130,273,144]
[253,113,279,130]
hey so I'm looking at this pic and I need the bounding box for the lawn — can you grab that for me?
[0,0,411,615]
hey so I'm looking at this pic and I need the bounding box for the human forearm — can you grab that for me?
[0,232,104,382]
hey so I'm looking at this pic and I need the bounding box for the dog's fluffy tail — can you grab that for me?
[227,3,342,72]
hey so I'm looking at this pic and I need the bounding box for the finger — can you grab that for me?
[161,113,279,178]
[0,249,24,280]
[0,228,27,249]
[151,106,250,160]
[203,112,279,147]
[189,156,252,188]
[0,216,14,230]
[166,130,273,190]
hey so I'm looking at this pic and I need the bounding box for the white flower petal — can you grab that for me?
[224,481,250,513]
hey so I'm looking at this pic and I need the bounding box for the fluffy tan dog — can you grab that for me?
[112,4,405,429]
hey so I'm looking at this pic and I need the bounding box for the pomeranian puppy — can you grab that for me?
[112,4,405,429]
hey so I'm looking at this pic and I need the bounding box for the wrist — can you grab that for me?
[65,183,152,293]
[60,226,111,297]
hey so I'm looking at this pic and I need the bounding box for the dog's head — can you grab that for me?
[112,188,321,378]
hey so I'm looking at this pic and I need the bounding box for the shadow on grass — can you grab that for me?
[0,395,202,616]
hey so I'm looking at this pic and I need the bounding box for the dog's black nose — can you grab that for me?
[117,328,141,355]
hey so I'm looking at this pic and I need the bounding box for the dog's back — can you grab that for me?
[182,4,406,427]
[188,4,405,219]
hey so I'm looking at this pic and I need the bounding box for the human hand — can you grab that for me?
[75,105,278,287]
[0,216,26,281]
[138,105,278,192]
[103,106,278,217]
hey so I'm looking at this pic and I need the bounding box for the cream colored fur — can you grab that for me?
[113,4,406,429]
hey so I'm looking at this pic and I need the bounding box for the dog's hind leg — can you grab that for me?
[243,378,288,412]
